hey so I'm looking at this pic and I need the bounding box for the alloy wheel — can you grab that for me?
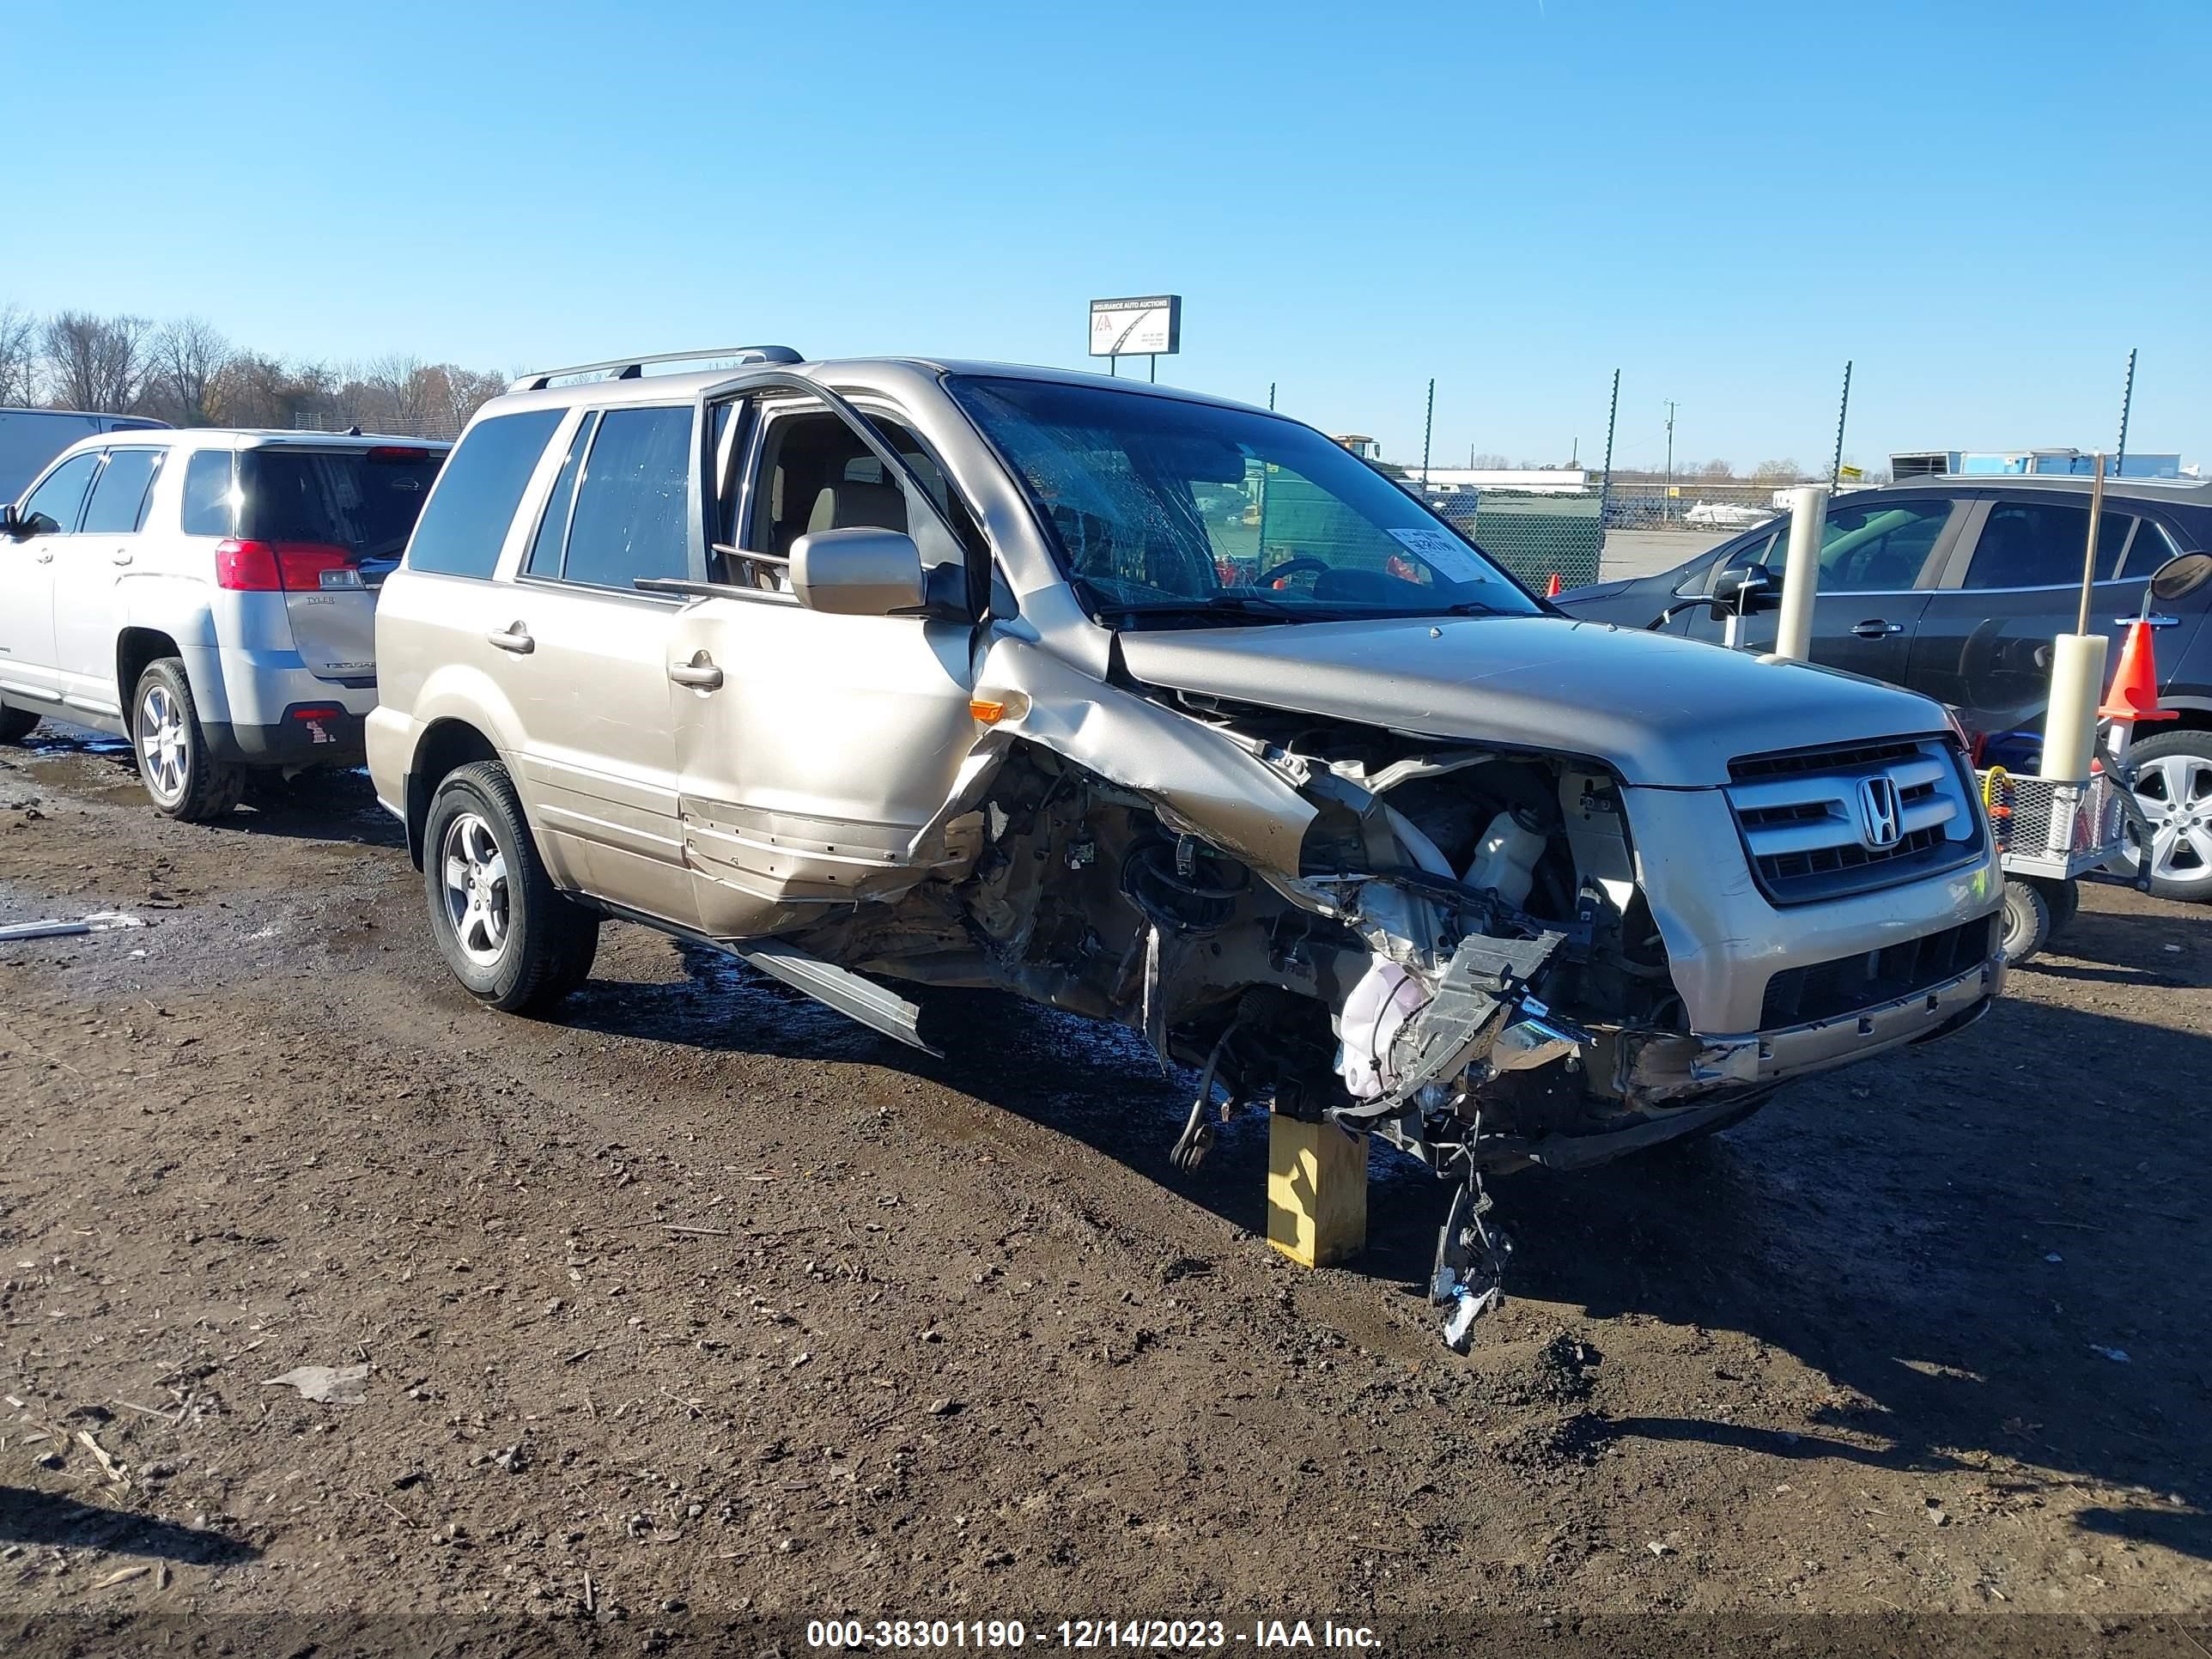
[441,811,511,967]
[2135,750,2212,885]
[137,683,190,805]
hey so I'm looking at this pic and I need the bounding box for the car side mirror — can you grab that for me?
[2148,550,2212,604]
[790,526,926,617]
[1709,564,1778,619]
[0,504,27,540]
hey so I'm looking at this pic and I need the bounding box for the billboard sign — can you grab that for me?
[1089,295,1182,358]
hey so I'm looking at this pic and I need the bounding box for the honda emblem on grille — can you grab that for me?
[1856,775,1904,849]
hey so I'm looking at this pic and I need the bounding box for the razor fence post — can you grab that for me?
[1598,368,1620,538]
[2117,347,2136,477]
[1662,399,1677,525]
[1267,381,1276,411]
[1421,377,1435,489]
[1829,359,1852,488]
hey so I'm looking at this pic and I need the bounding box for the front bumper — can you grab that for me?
[1620,781,2005,1034]
[1624,948,2003,1102]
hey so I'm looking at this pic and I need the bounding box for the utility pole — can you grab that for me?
[1662,398,1677,524]
[2116,347,2136,478]
[1829,359,1853,488]
[1598,368,1620,533]
[1420,377,1435,489]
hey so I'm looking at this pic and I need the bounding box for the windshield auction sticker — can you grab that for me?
[1386,526,1493,583]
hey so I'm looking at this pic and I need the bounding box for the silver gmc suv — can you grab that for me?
[368,349,2002,1343]
[1,428,447,818]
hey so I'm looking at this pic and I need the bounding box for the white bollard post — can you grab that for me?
[1771,484,1829,662]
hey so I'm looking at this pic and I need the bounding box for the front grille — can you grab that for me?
[1725,737,1985,905]
[1759,914,1998,1029]
[1729,739,1924,783]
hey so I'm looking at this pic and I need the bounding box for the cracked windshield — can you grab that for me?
[951,375,1540,623]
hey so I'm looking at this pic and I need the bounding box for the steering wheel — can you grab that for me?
[1255,556,1330,590]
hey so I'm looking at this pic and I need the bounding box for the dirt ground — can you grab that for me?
[2,728,2209,1657]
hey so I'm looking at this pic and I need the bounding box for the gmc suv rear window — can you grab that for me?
[406,410,562,580]
[239,447,444,561]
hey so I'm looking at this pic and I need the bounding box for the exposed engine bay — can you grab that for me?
[784,691,1767,1351]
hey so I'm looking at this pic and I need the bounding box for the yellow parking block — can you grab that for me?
[1266,1112,1368,1268]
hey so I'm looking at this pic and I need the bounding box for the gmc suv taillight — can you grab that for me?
[214,539,357,592]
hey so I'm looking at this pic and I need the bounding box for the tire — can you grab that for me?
[0,704,37,744]
[2034,876,2079,939]
[131,659,244,822]
[2000,878,2052,966]
[2125,728,2212,903]
[422,760,599,1014]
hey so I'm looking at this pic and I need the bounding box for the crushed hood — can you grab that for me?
[1117,615,1951,787]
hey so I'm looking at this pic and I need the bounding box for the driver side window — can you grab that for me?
[1722,499,1951,593]
[19,452,102,535]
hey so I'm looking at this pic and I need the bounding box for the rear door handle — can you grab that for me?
[33,551,53,564]
[668,653,725,690]
[1850,619,1905,639]
[486,624,535,654]
[112,550,133,566]
[2116,614,2181,629]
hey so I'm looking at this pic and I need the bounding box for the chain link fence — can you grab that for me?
[1600,480,1790,533]
[1425,489,1607,590]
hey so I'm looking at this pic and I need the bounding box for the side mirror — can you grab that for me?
[789,526,925,617]
[0,504,27,540]
[1709,564,1778,619]
[2148,550,2212,604]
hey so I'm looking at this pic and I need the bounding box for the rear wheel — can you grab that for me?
[0,704,37,744]
[2000,878,2052,965]
[132,659,243,822]
[422,760,599,1014]
[2127,729,2212,903]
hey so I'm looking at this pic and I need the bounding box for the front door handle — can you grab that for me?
[34,551,53,564]
[112,550,132,566]
[486,624,535,654]
[2116,614,2181,629]
[668,653,725,691]
[1850,619,1905,639]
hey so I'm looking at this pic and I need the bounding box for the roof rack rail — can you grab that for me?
[510,345,804,393]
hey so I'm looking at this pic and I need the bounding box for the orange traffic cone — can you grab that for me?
[2099,617,2177,724]
[1545,573,1561,597]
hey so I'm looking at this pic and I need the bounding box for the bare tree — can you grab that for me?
[439,366,507,435]
[0,302,38,405]
[1469,452,1512,470]
[147,316,232,425]
[1752,458,1803,484]
[1699,459,1735,480]
[41,311,153,412]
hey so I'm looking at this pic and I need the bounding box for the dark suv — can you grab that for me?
[1557,476,2212,902]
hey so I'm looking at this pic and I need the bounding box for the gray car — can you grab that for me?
[1558,476,2212,900]
[367,350,2002,1343]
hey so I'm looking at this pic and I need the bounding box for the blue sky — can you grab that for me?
[8,0,2206,471]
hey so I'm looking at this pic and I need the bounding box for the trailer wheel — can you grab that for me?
[2000,878,2052,966]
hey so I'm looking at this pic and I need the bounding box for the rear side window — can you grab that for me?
[238,447,442,560]
[559,405,693,590]
[2116,518,2176,580]
[407,410,563,580]
[1963,501,2131,590]
[81,449,165,534]
[180,450,236,536]
[20,451,101,534]
[526,413,598,578]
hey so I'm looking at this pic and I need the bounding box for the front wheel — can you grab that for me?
[422,760,599,1014]
[132,659,243,821]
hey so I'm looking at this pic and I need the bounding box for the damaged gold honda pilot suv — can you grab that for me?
[369,349,2003,1347]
